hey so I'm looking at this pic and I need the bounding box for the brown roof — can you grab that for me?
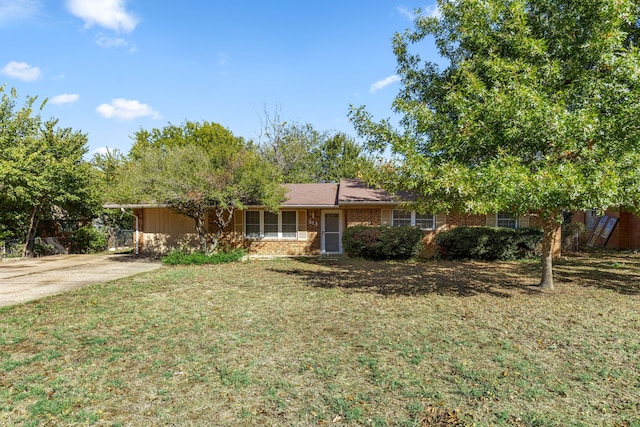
[337,179,400,204]
[282,183,339,206]
[280,179,413,206]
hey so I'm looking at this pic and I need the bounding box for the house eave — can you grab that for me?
[244,204,339,209]
[103,203,168,209]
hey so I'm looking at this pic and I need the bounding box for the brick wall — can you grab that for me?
[344,208,382,227]
[138,206,562,257]
[570,209,638,250]
[445,213,486,227]
[222,208,321,255]
[594,209,640,250]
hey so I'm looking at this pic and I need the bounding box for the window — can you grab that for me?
[282,211,297,238]
[245,211,261,238]
[415,213,435,230]
[392,210,412,227]
[392,210,435,230]
[244,210,298,239]
[497,213,518,229]
[264,211,278,238]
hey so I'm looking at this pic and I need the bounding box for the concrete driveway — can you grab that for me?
[0,254,162,307]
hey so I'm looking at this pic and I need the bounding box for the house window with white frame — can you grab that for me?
[245,210,297,239]
[245,211,261,238]
[392,210,435,230]
[496,213,518,229]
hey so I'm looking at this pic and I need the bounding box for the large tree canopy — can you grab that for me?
[111,121,285,253]
[350,0,640,289]
[257,108,374,183]
[0,87,101,255]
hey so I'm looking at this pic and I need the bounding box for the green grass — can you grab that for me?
[0,252,639,426]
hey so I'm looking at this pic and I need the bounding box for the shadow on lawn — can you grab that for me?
[268,257,545,298]
[554,254,640,295]
[268,253,640,297]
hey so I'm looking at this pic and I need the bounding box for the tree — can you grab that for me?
[257,107,375,183]
[0,87,101,255]
[313,132,373,183]
[129,120,241,160]
[350,0,640,289]
[92,148,127,192]
[257,107,324,183]
[113,122,285,253]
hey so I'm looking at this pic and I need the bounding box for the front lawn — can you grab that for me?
[0,253,638,426]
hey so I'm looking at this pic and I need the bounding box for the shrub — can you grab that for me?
[435,226,543,260]
[69,227,108,254]
[162,247,247,265]
[343,225,424,260]
[32,238,56,257]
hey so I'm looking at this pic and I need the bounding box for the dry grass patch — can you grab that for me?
[0,252,638,426]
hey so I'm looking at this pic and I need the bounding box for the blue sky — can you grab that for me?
[1,0,440,156]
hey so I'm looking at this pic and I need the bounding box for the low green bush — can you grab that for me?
[33,238,56,257]
[162,248,247,265]
[69,227,108,254]
[343,225,424,260]
[435,226,543,260]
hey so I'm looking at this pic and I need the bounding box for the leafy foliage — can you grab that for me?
[162,247,246,265]
[0,86,102,255]
[110,121,286,253]
[343,225,424,260]
[350,0,640,288]
[69,226,108,254]
[257,108,374,183]
[435,226,543,260]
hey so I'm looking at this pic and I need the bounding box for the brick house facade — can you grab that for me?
[120,179,561,257]
[572,209,640,250]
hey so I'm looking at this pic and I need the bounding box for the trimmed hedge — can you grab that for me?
[162,248,247,265]
[343,225,424,260]
[435,226,543,260]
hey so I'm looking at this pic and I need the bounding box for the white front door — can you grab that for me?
[321,210,342,254]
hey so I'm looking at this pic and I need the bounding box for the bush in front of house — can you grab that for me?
[435,226,543,260]
[69,226,108,254]
[343,225,424,260]
[162,247,247,265]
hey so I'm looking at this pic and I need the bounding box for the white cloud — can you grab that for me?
[67,0,139,33]
[1,61,41,81]
[0,0,41,24]
[95,35,137,53]
[424,4,441,19]
[50,93,80,105]
[93,146,110,156]
[369,75,400,94]
[96,34,127,48]
[396,6,415,21]
[96,98,161,121]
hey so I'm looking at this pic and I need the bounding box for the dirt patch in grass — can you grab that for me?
[0,252,638,426]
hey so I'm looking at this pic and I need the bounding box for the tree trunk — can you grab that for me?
[539,219,557,290]
[23,206,40,257]
[194,215,212,254]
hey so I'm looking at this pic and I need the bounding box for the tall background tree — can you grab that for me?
[257,107,375,183]
[110,121,285,253]
[0,87,101,255]
[350,0,640,289]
